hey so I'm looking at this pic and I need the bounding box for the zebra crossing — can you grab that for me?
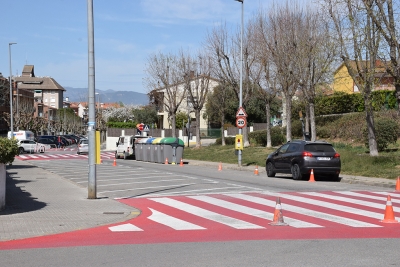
[110,190,400,237]
[16,151,115,160]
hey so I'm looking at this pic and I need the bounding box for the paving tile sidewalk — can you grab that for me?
[0,159,137,241]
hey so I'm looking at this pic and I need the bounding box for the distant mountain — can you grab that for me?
[64,87,149,106]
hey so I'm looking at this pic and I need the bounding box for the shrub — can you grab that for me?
[248,127,285,146]
[0,138,19,164]
[215,136,235,145]
[363,118,399,151]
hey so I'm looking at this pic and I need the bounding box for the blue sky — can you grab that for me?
[1,0,270,95]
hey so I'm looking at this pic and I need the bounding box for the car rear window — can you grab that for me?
[305,144,335,153]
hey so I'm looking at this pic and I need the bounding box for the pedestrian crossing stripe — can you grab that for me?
[16,152,116,161]
[110,191,400,232]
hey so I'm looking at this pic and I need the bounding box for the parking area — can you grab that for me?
[29,159,263,199]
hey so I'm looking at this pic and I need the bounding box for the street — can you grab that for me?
[1,149,400,266]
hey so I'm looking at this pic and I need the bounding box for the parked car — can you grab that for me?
[77,138,88,154]
[18,139,45,154]
[265,140,341,181]
[37,138,58,148]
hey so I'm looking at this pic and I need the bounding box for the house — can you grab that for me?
[333,61,395,93]
[150,74,219,131]
[14,65,65,109]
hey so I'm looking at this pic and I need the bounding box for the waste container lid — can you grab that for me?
[152,137,163,144]
[146,138,156,143]
[160,137,184,146]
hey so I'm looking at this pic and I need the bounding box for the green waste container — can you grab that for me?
[145,138,155,162]
[151,138,163,163]
[161,137,184,164]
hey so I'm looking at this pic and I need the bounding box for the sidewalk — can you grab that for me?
[0,158,397,241]
[0,159,137,241]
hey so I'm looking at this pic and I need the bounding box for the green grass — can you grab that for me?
[184,142,400,180]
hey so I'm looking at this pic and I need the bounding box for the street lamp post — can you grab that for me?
[235,0,243,166]
[9,42,16,138]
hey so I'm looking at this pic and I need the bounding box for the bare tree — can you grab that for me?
[293,6,337,141]
[363,0,400,110]
[263,1,305,142]
[181,51,214,147]
[145,52,186,137]
[323,0,380,156]
[206,22,255,147]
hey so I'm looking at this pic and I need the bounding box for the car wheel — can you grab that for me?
[332,174,341,182]
[77,152,80,155]
[115,152,119,159]
[291,164,303,180]
[266,162,276,177]
[18,147,24,154]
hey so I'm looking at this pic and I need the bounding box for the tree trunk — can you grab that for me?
[281,92,287,127]
[365,97,378,156]
[310,102,316,142]
[285,94,292,142]
[171,114,176,138]
[195,110,201,148]
[266,103,272,147]
[220,114,225,146]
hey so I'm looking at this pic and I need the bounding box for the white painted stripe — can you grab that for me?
[148,208,205,230]
[109,223,143,232]
[36,154,50,158]
[371,192,400,204]
[232,193,380,228]
[57,154,70,158]
[265,191,386,222]
[47,154,59,158]
[149,197,264,229]
[300,192,388,216]
[192,195,321,228]
[28,155,39,158]
[97,178,188,187]
[18,155,28,159]
[103,183,197,194]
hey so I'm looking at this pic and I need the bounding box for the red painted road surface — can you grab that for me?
[1,191,400,250]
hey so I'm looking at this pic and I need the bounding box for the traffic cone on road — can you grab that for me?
[254,165,259,175]
[179,158,184,166]
[165,158,168,165]
[309,169,315,182]
[381,195,398,223]
[100,157,103,164]
[395,176,400,191]
[113,158,117,167]
[218,162,222,171]
[269,197,288,226]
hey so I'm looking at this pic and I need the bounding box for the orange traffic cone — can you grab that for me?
[179,158,184,166]
[381,195,398,223]
[218,162,222,171]
[309,169,315,182]
[165,158,168,165]
[254,165,259,175]
[100,158,103,164]
[113,158,117,167]
[269,197,288,226]
[395,176,400,191]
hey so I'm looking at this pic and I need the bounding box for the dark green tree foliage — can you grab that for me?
[106,122,136,128]
[132,105,158,125]
[0,138,18,164]
[175,112,188,129]
[363,118,399,152]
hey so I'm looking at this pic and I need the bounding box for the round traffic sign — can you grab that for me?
[236,117,246,128]
[138,123,144,131]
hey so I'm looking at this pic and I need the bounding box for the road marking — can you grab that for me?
[148,208,205,230]
[190,195,321,228]
[149,197,264,229]
[109,223,143,232]
[230,192,380,227]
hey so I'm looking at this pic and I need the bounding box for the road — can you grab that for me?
[2,148,400,266]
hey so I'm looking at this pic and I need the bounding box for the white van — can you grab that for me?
[115,135,147,160]
[8,130,35,141]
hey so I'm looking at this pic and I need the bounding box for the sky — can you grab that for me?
[1,0,276,95]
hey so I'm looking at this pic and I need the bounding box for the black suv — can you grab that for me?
[266,140,341,181]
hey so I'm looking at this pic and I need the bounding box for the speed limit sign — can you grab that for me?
[236,117,247,128]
